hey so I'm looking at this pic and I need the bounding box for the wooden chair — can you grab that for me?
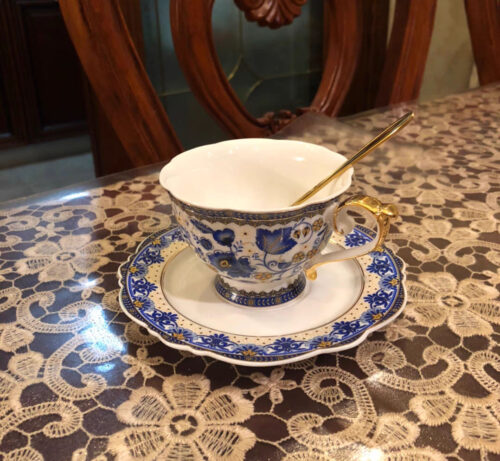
[60,0,436,175]
[464,0,500,85]
[59,0,182,174]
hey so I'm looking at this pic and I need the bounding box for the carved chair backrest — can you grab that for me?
[170,0,437,137]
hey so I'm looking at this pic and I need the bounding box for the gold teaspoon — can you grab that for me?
[291,111,414,206]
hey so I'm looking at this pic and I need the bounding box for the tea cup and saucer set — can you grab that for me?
[118,139,407,366]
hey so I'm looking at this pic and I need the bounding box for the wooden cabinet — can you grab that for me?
[0,70,14,143]
[0,0,87,148]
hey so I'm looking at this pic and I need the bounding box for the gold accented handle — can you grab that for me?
[305,195,398,280]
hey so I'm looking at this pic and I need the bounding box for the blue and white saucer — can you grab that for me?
[118,225,407,366]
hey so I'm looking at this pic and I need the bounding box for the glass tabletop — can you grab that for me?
[0,84,498,461]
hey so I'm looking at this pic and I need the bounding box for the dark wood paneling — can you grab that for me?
[21,4,87,134]
[0,7,12,143]
[0,2,25,146]
[10,0,87,140]
[0,66,13,143]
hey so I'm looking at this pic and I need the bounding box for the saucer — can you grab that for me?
[118,225,407,366]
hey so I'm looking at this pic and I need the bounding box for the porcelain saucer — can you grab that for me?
[118,225,407,366]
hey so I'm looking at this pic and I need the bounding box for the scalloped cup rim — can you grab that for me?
[160,138,353,213]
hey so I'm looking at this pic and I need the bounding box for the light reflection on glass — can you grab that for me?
[359,448,384,461]
[80,278,99,288]
[96,363,116,373]
[82,306,125,354]
[60,191,90,201]
[367,371,384,383]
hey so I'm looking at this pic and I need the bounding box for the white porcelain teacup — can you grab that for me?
[160,139,397,307]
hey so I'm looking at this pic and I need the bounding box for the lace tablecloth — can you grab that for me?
[0,84,498,460]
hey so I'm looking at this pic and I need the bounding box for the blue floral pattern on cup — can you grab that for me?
[256,228,297,254]
[208,251,254,278]
[168,194,342,306]
[178,214,328,283]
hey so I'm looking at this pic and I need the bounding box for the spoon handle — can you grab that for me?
[291,111,414,206]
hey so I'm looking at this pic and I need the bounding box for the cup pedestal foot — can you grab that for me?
[214,274,306,307]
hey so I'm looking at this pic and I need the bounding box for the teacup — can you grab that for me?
[160,139,397,307]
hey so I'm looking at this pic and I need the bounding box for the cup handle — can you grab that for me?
[304,195,398,280]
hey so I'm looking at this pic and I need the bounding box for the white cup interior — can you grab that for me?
[160,138,352,212]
